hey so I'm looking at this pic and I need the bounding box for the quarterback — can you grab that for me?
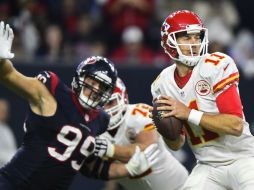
[151,10,254,190]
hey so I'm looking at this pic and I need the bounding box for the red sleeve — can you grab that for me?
[216,85,243,118]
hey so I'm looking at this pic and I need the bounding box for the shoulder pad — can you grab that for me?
[36,71,60,95]
[126,104,154,133]
[199,52,236,78]
[199,53,239,93]
[36,71,53,83]
[36,71,72,98]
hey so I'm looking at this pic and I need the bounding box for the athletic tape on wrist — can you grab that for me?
[187,109,203,126]
[106,144,115,157]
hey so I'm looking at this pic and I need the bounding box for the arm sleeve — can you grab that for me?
[35,71,71,104]
[200,53,243,118]
[35,71,59,95]
[216,84,243,118]
[199,52,240,97]
[210,53,239,95]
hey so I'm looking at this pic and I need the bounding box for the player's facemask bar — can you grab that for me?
[104,93,127,130]
[76,75,113,110]
[167,25,208,66]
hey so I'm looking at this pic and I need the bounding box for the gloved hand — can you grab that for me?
[125,143,160,176]
[0,21,15,59]
[94,137,115,158]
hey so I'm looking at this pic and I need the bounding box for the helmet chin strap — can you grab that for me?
[178,54,202,67]
[175,42,207,67]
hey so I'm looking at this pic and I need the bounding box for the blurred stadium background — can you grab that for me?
[0,0,254,189]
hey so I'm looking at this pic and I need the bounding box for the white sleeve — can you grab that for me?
[134,116,155,134]
[128,104,155,134]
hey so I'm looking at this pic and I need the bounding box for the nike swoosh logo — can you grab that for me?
[79,123,91,132]
[223,64,229,71]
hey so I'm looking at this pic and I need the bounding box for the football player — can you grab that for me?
[94,77,188,190]
[151,10,254,190]
[0,21,159,190]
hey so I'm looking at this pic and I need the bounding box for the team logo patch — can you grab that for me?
[195,80,211,96]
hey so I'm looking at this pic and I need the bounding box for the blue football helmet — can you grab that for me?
[72,56,118,109]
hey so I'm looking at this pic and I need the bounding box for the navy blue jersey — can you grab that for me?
[0,71,110,190]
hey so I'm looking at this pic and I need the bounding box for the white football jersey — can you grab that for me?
[100,103,188,190]
[151,52,254,166]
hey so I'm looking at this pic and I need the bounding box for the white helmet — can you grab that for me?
[104,77,128,130]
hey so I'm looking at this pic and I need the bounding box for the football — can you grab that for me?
[152,102,183,141]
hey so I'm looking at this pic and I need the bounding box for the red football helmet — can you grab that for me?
[104,77,129,130]
[161,10,208,66]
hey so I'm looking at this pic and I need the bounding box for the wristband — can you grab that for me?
[187,109,204,126]
[106,144,115,157]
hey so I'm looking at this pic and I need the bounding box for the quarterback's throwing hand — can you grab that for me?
[0,21,14,59]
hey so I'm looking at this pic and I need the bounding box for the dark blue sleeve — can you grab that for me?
[36,71,59,95]
[35,71,70,100]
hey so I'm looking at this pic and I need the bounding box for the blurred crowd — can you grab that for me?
[0,98,17,167]
[1,0,254,77]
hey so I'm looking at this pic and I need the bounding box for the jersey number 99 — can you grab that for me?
[48,125,95,170]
